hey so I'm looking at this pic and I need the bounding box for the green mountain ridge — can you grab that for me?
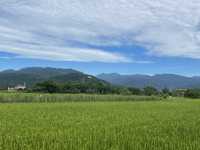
[0,67,107,89]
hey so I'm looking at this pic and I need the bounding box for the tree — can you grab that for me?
[119,87,132,95]
[32,80,150,95]
[184,89,200,98]
[34,81,60,93]
[161,88,171,98]
[143,86,158,96]
[128,87,141,95]
[162,88,170,95]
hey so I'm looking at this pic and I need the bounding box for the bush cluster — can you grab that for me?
[30,81,172,98]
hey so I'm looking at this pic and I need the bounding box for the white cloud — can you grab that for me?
[0,44,130,63]
[0,0,200,61]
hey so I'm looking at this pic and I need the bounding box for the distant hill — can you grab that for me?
[0,67,107,89]
[97,73,200,89]
[3,67,200,90]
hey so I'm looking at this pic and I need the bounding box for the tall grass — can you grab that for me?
[0,93,163,103]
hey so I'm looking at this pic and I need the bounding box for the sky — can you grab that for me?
[1,0,200,76]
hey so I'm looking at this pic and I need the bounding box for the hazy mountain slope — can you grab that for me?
[97,73,200,89]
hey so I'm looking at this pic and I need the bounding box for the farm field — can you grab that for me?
[0,98,200,150]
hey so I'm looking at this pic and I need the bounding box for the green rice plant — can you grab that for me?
[0,100,200,150]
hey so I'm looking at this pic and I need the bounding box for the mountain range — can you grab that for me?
[1,67,200,90]
[0,67,106,89]
[97,73,200,89]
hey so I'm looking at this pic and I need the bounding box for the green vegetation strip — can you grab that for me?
[0,93,162,103]
[0,100,200,150]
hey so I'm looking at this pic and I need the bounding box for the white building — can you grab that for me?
[8,83,26,91]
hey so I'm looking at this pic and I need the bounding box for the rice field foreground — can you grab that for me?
[0,100,200,150]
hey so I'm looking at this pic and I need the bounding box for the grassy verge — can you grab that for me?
[0,93,163,103]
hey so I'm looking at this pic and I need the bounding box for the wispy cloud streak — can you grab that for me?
[0,0,200,62]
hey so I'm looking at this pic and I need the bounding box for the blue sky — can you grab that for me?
[1,0,200,76]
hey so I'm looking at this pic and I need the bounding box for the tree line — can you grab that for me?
[21,80,200,99]
[29,81,169,97]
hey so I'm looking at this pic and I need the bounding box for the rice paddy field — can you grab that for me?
[0,93,200,150]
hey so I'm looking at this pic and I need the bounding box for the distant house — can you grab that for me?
[8,83,26,91]
[87,76,92,79]
[173,88,187,97]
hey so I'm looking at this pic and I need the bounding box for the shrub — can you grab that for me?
[184,89,200,98]
[143,86,158,96]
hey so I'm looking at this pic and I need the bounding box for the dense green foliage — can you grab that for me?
[162,88,171,95]
[143,86,159,96]
[32,81,161,96]
[184,89,200,98]
[128,87,142,95]
[0,100,200,150]
[33,81,113,94]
